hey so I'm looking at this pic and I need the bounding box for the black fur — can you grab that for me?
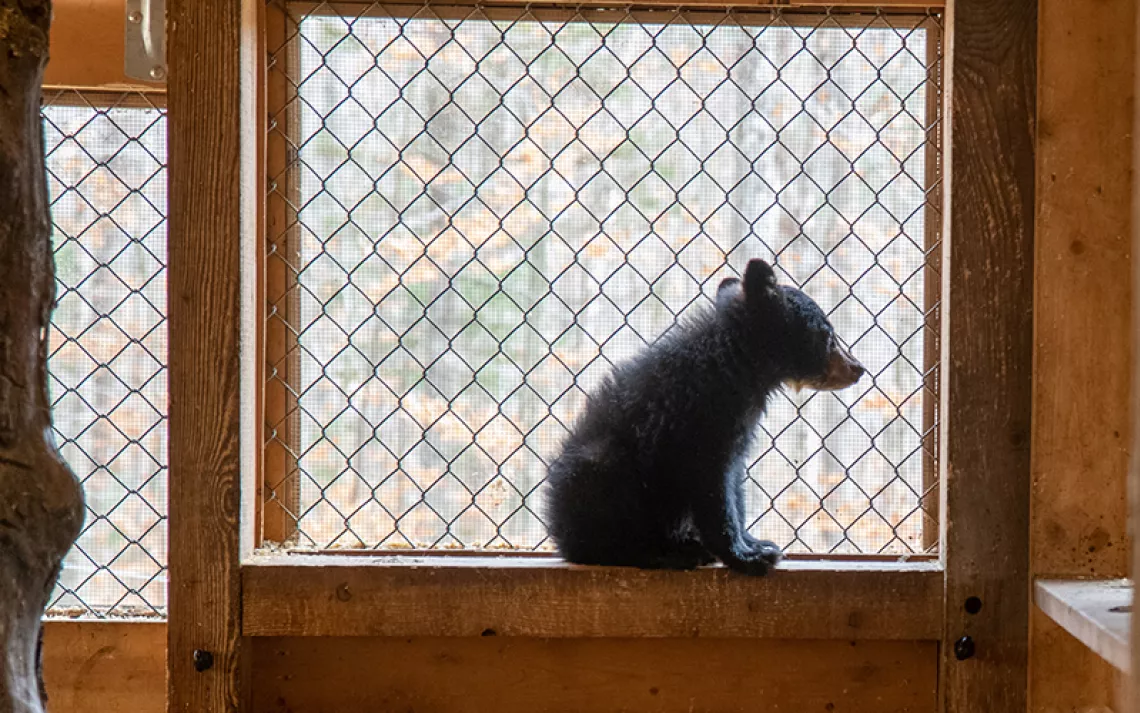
[545,258,865,575]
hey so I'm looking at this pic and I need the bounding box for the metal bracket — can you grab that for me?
[125,0,166,83]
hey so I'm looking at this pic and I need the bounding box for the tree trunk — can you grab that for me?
[0,2,85,712]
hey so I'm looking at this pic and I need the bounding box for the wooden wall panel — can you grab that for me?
[252,637,937,713]
[1031,0,1135,711]
[39,625,939,713]
[42,622,165,713]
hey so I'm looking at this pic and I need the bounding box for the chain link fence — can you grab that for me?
[264,2,942,556]
[44,89,168,616]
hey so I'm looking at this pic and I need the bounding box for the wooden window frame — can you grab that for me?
[258,0,946,557]
[165,0,1035,711]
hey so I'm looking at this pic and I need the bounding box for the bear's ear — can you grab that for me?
[743,258,778,299]
[715,277,743,310]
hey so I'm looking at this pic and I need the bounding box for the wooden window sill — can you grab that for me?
[242,553,942,640]
[1034,578,1131,673]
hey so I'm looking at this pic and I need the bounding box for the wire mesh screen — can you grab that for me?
[265,2,942,555]
[44,90,168,616]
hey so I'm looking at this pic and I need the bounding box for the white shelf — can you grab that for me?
[1035,578,1132,673]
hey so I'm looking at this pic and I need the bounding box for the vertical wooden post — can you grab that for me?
[262,1,302,545]
[1131,0,1140,704]
[0,2,85,712]
[940,0,1036,709]
[167,0,251,710]
[921,15,943,553]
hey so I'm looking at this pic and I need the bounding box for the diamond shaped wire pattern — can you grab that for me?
[265,3,943,555]
[44,90,168,616]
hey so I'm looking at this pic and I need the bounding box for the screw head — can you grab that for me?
[953,635,975,661]
[128,10,143,23]
[192,649,214,672]
[149,66,166,81]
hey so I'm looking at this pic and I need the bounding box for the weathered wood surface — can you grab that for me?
[1031,0,1134,710]
[1131,0,1140,703]
[167,0,248,711]
[42,622,164,713]
[244,556,943,639]
[0,2,85,712]
[940,0,1036,710]
[253,637,938,713]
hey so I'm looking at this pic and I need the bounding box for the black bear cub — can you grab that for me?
[545,258,865,575]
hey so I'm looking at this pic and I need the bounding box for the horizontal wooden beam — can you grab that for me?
[243,555,943,639]
[296,1,943,22]
[301,0,945,10]
[253,637,939,712]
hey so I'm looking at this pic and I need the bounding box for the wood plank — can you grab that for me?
[298,548,938,561]
[295,0,945,11]
[293,1,940,24]
[921,14,944,553]
[939,0,1036,710]
[243,556,943,639]
[261,1,302,546]
[42,622,165,713]
[252,637,938,713]
[1031,1,1134,711]
[167,0,250,711]
[1034,579,1131,674]
[46,0,164,91]
[1132,0,1140,702]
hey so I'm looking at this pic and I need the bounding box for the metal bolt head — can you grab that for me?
[192,649,214,672]
[149,66,166,81]
[128,10,143,23]
[953,635,975,661]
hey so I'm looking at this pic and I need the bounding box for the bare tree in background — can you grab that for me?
[0,2,85,711]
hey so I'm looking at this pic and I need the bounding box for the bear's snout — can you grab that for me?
[816,345,865,391]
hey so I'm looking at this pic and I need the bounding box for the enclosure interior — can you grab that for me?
[39,0,1131,710]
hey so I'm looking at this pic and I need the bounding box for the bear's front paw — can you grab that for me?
[724,538,784,576]
[741,536,783,563]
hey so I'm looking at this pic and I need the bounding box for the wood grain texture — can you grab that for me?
[940,0,1036,710]
[301,0,944,10]
[922,21,944,552]
[252,637,938,713]
[167,0,248,710]
[42,622,164,713]
[296,2,937,24]
[1132,0,1140,705]
[1031,1,1135,711]
[261,0,301,545]
[243,556,942,639]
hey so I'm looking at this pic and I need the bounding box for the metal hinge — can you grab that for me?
[125,0,166,82]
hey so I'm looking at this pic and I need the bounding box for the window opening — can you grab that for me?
[263,2,943,556]
[45,89,169,617]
